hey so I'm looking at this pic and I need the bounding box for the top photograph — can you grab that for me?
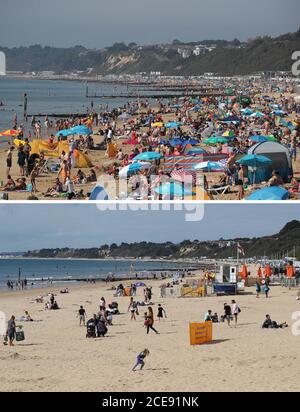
[0,0,299,201]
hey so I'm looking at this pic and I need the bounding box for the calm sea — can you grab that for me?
[0,76,145,134]
[0,258,190,289]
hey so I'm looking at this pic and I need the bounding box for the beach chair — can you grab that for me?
[207,185,230,196]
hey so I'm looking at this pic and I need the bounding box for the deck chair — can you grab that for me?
[207,185,230,196]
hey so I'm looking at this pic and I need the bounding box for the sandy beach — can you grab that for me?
[1,277,300,392]
[1,94,299,201]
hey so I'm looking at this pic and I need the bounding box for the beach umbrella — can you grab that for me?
[154,182,194,198]
[273,110,286,117]
[69,125,92,135]
[246,186,290,201]
[222,130,236,139]
[204,137,228,145]
[118,162,151,179]
[237,154,272,168]
[265,135,278,142]
[186,148,207,155]
[249,135,268,143]
[135,282,146,287]
[165,121,181,129]
[134,152,162,161]
[171,168,197,183]
[0,129,19,137]
[56,125,92,137]
[194,161,225,172]
[152,122,164,128]
[56,129,73,138]
[250,112,265,118]
[264,264,272,278]
[118,112,131,121]
[169,138,198,147]
[241,108,253,116]
[241,264,248,279]
[238,154,272,184]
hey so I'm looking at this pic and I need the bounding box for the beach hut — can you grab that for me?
[247,141,293,183]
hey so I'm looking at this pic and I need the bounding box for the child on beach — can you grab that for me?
[132,349,150,372]
[157,304,167,321]
[255,281,261,298]
[263,283,270,298]
[78,306,87,326]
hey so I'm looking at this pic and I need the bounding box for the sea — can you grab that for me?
[0,76,156,138]
[0,257,192,289]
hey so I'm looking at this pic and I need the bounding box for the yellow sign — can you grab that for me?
[189,321,212,345]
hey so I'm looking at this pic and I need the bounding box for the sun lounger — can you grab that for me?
[207,185,231,195]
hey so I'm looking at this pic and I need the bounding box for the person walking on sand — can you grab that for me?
[157,304,167,321]
[224,303,232,327]
[6,315,16,346]
[231,300,241,327]
[146,307,159,334]
[128,297,138,321]
[132,349,150,371]
[78,306,87,326]
[255,280,261,298]
[263,282,270,298]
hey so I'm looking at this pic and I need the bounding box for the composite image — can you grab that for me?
[0,0,300,401]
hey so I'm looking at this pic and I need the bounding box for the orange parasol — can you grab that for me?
[264,264,271,277]
[286,265,295,278]
[241,264,248,279]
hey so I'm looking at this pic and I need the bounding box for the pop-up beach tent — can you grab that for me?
[247,141,292,183]
[16,140,93,168]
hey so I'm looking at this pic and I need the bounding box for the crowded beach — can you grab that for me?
[0,77,300,200]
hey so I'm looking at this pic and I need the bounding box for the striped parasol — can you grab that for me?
[171,168,197,183]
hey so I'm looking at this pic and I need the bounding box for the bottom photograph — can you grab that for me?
[0,203,300,393]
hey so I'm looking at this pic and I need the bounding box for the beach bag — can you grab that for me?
[15,330,25,342]
[3,335,8,345]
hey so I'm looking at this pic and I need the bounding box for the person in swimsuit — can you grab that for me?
[6,146,14,177]
[128,297,138,321]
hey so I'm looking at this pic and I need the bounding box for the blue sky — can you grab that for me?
[0,204,299,252]
[0,0,299,48]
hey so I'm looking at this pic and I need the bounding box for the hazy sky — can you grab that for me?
[0,204,299,252]
[0,0,299,48]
